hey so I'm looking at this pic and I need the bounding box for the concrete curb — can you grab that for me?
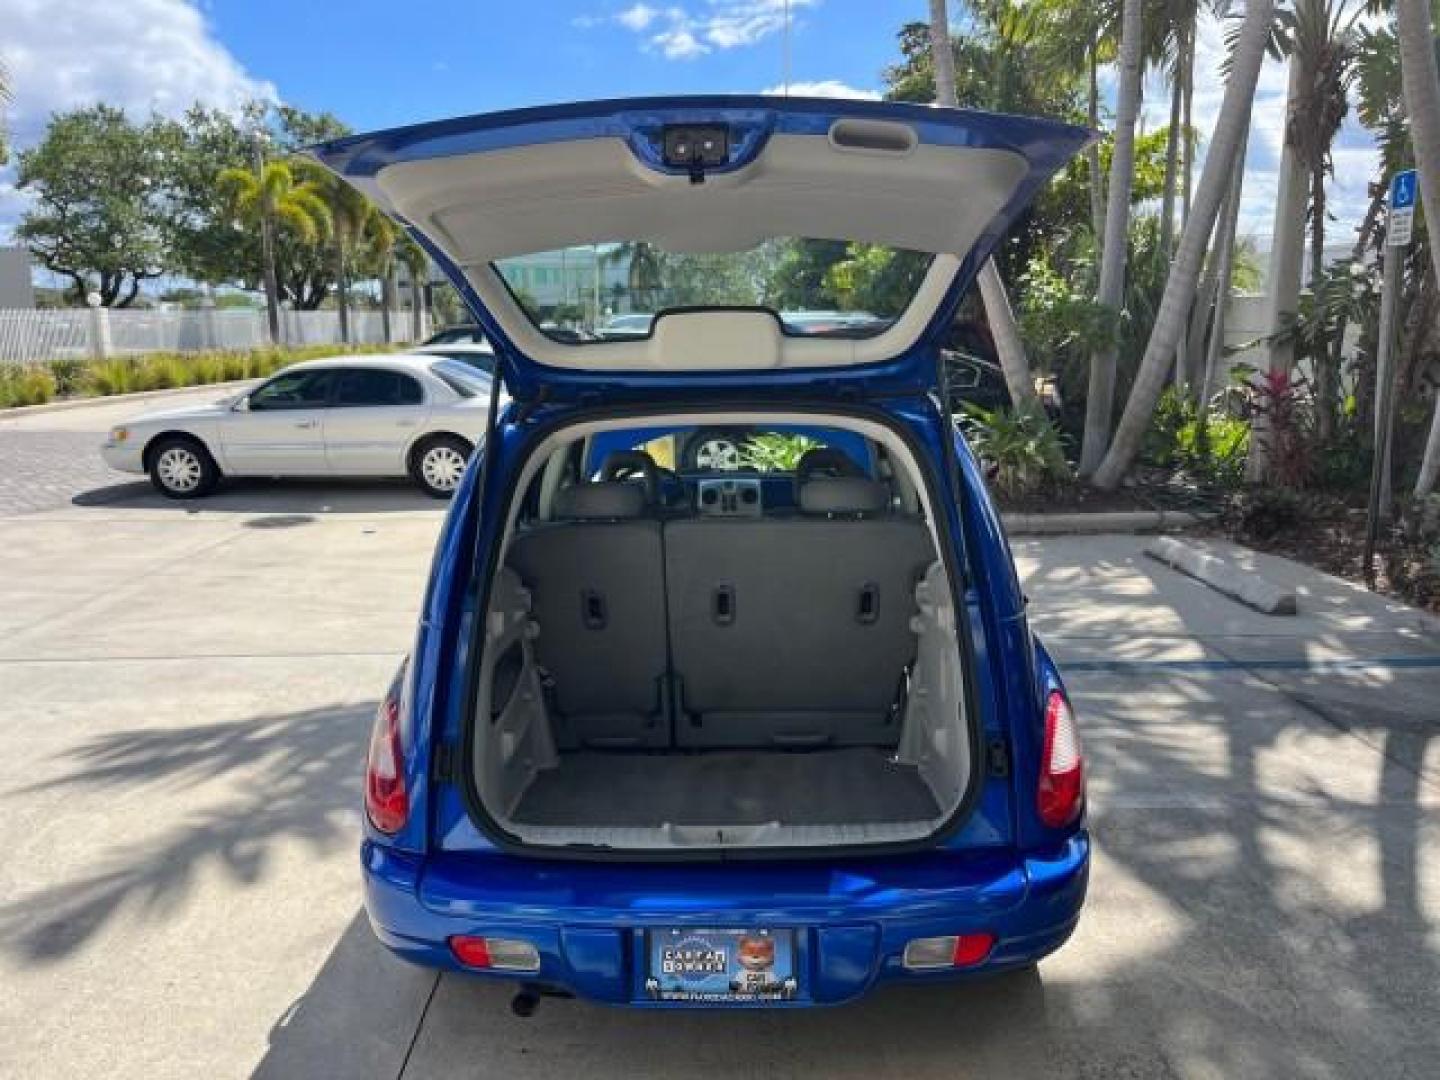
[1004,509,1213,535]
[0,380,254,421]
[1145,535,1298,615]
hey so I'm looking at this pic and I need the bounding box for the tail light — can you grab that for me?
[1037,690,1084,828]
[903,932,997,970]
[364,682,408,834]
[449,935,541,972]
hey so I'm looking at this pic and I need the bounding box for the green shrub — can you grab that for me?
[86,358,138,396]
[961,402,1071,498]
[0,367,58,407]
[47,357,89,396]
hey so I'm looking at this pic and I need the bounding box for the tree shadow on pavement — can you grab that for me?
[0,701,376,964]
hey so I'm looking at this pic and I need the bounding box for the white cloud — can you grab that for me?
[0,0,274,240]
[760,80,881,100]
[616,3,660,31]
[580,0,819,61]
[654,26,709,60]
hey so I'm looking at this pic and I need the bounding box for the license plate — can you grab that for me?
[644,928,798,1003]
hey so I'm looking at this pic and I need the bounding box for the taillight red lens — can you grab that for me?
[364,694,408,834]
[951,932,997,967]
[1037,690,1084,828]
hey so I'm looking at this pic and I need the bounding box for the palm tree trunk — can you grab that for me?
[929,0,1035,410]
[381,263,395,344]
[1087,44,1106,245]
[1160,73,1183,260]
[1175,19,1196,387]
[1311,164,1336,442]
[1195,121,1250,408]
[334,239,350,345]
[1092,0,1276,491]
[977,264,1036,408]
[1079,0,1145,476]
[1397,0,1440,500]
[1248,58,1310,482]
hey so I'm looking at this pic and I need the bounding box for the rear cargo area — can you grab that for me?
[467,418,977,853]
[512,748,940,828]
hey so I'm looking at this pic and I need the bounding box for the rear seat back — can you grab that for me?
[664,478,936,749]
[505,481,669,749]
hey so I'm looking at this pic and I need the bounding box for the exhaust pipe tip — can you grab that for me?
[510,989,541,1017]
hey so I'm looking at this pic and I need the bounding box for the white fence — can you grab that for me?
[0,306,429,366]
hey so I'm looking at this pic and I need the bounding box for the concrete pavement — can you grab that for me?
[0,444,1436,1077]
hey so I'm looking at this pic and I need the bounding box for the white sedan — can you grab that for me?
[101,353,494,499]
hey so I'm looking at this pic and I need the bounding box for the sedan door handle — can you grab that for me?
[294,420,317,429]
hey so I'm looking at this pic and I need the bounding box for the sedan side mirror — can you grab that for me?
[232,395,251,413]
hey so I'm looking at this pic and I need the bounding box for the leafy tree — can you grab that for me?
[15,106,172,306]
[822,244,931,315]
[157,104,265,288]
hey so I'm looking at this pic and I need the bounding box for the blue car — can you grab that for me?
[314,96,1090,1011]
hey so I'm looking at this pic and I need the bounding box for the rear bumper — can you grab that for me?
[362,833,1088,1007]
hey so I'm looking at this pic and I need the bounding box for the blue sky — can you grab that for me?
[0,0,1379,247]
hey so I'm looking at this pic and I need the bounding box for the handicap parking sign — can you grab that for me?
[1389,169,1417,246]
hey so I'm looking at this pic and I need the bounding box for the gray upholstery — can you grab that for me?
[798,476,889,515]
[664,514,935,748]
[506,514,669,748]
[512,748,939,827]
[552,480,646,521]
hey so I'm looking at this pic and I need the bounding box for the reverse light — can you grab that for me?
[364,689,408,834]
[903,932,997,970]
[449,936,541,972]
[1037,690,1085,828]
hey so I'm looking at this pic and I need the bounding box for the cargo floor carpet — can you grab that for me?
[512,747,939,827]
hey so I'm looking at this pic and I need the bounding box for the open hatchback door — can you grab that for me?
[310,96,1091,400]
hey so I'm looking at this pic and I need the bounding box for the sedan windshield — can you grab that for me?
[494,239,930,344]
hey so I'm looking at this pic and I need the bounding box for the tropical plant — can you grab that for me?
[305,165,397,343]
[737,433,822,472]
[216,158,332,337]
[1092,0,1277,490]
[961,402,1072,498]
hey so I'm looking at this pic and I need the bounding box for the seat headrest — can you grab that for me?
[799,476,889,516]
[553,481,646,520]
[795,446,864,483]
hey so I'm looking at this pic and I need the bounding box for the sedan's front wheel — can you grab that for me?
[147,436,220,499]
[411,435,472,498]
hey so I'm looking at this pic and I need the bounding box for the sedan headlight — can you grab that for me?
[109,427,129,443]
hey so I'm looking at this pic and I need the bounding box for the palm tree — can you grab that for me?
[1092,0,1277,490]
[0,60,11,166]
[216,158,332,342]
[1079,0,1145,475]
[395,237,430,341]
[306,166,395,344]
[604,242,665,312]
[1396,0,1440,499]
[929,0,1036,409]
[1249,0,1362,475]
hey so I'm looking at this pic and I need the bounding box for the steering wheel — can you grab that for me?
[599,451,660,505]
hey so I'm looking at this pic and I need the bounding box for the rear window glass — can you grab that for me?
[493,239,932,344]
[585,425,872,477]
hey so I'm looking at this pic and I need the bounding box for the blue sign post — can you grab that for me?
[1365,169,1419,585]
